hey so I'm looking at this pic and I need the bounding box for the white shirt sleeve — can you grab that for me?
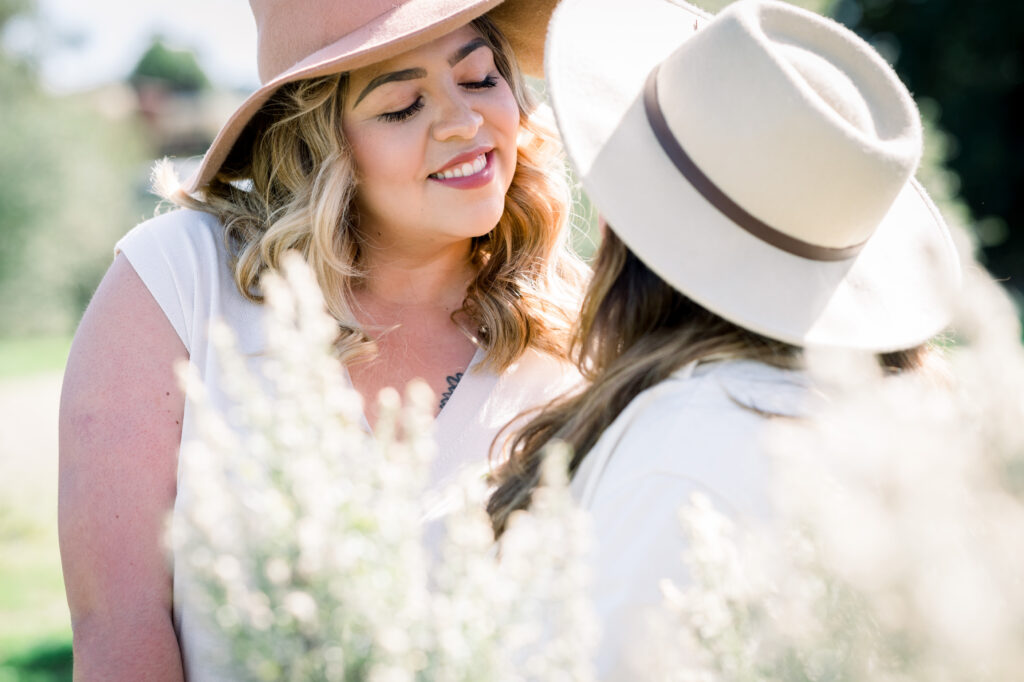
[114,209,223,352]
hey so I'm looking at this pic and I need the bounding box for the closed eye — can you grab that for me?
[463,75,499,90]
[378,96,425,123]
[376,74,498,122]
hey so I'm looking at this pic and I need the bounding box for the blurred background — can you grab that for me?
[0,0,1019,678]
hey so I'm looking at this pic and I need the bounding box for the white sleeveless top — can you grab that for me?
[116,208,580,681]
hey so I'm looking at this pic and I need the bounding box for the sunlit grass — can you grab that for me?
[0,639,73,682]
[0,355,71,678]
[0,517,71,680]
[0,337,71,380]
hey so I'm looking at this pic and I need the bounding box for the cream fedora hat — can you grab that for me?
[184,0,558,194]
[547,0,960,351]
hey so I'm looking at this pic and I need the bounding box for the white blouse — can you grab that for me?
[569,359,809,680]
[116,208,580,681]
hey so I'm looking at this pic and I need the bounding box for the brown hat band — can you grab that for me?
[642,65,865,262]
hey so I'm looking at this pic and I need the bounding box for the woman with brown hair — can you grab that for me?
[488,0,961,677]
[58,1,585,678]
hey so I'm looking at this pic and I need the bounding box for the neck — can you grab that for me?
[357,238,475,312]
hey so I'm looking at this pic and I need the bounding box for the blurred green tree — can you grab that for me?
[697,0,836,14]
[0,2,149,338]
[130,37,210,92]
[0,0,29,26]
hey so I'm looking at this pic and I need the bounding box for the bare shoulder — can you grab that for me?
[69,252,188,369]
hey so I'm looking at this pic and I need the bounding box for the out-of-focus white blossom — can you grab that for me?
[659,265,1024,682]
[172,253,595,680]
[498,445,598,682]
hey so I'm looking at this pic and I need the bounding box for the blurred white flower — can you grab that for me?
[659,266,1024,682]
[172,252,596,680]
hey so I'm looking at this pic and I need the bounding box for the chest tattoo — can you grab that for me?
[438,372,464,410]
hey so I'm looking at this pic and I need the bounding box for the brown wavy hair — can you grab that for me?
[156,15,587,370]
[486,229,933,537]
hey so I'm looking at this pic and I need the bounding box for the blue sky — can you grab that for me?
[4,0,259,92]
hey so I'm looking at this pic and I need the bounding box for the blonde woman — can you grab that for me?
[58,0,584,679]
[488,0,961,678]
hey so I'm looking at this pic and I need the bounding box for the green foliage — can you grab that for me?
[0,0,30,29]
[0,336,71,379]
[0,521,70,675]
[694,0,837,16]
[130,38,210,93]
[0,56,149,338]
[570,181,600,262]
[0,639,72,682]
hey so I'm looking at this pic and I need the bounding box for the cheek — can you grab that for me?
[346,126,424,204]
[493,87,521,140]
[489,90,521,182]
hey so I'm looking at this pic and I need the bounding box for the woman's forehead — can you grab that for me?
[348,24,486,86]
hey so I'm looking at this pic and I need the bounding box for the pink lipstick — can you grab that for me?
[428,148,495,190]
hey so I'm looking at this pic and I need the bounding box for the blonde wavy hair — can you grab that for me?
[486,229,935,537]
[156,15,587,370]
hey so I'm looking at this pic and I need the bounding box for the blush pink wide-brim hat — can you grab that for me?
[183,0,557,194]
[546,0,961,352]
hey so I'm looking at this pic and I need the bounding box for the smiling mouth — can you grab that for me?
[429,152,488,180]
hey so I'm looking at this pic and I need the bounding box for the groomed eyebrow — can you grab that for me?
[354,37,491,108]
[447,37,488,68]
[354,68,426,107]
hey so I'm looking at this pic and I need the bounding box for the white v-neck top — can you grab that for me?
[116,208,581,681]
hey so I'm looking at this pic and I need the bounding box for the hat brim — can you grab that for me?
[546,0,960,352]
[185,0,552,194]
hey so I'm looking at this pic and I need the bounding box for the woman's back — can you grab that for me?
[570,359,807,678]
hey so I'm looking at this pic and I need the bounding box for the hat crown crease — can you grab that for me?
[655,0,923,251]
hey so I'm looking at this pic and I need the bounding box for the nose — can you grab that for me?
[432,88,484,141]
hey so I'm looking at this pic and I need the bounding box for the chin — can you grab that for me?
[475,209,508,238]
[451,201,507,239]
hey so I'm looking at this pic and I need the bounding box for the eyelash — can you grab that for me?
[376,74,500,123]
[465,75,499,90]
[378,98,425,123]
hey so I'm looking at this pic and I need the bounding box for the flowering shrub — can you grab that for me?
[171,254,595,681]
[173,246,1024,680]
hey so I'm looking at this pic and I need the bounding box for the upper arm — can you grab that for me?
[58,253,187,674]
